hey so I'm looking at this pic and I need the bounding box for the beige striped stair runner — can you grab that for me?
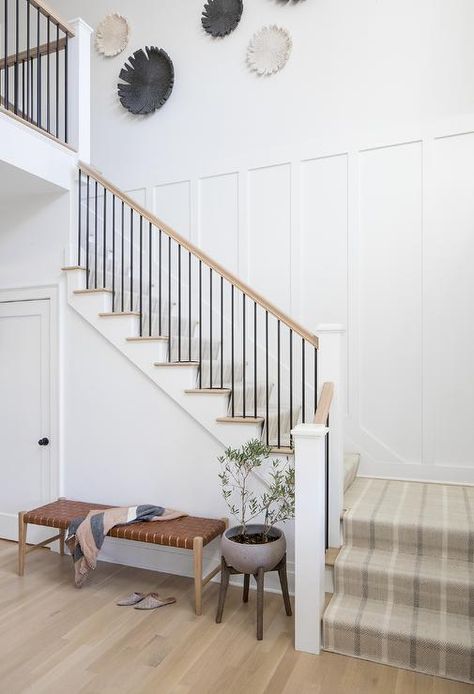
[323,477,474,684]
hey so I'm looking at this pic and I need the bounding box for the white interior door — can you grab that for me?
[0,299,51,541]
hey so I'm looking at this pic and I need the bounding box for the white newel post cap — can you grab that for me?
[69,17,94,34]
[291,423,329,440]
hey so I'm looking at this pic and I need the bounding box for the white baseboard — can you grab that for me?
[358,461,474,485]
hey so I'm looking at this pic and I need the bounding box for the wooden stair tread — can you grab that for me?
[62,266,86,271]
[126,336,168,342]
[99,312,140,317]
[185,389,231,394]
[325,547,341,567]
[74,288,113,295]
[216,416,264,424]
[270,447,294,455]
[154,361,199,367]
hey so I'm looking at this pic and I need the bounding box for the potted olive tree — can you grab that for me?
[218,439,295,574]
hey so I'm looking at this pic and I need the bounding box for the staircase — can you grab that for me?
[66,163,321,454]
[324,477,474,684]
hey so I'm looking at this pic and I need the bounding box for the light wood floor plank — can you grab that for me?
[0,540,472,694]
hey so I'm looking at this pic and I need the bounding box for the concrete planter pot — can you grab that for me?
[221,524,286,574]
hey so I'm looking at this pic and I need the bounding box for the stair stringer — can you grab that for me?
[65,268,267,452]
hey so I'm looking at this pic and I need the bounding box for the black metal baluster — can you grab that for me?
[77,169,82,266]
[254,302,257,419]
[242,293,246,417]
[314,347,318,416]
[112,194,116,312]
[220,276,224,390]
[14,0,19,114]
[93,181,98,288]
[55,22,59,137]
[121,201,124,312]
[139,216,143,336]
[265,311,269,445]
[178,244,181,360]
[36,6,40,128]
[4,0,8,110]
[290,330,293,447]
[209,268,213,386]
[130,208,134,311]
[188,252,192,361]
[231,285,234,415]
[46,18,50,131]
[85,174,90,288]
[277,319,281,449]
[168,236,171,361]
[158,229,162,335]
[102,189,107,288]
[26,0,30,120]
[64,33,68,142]
[325,414,329,550]
[198,260,202,380]
[148,222,152,336]
[22,59,25,116]
[302,339,306,423]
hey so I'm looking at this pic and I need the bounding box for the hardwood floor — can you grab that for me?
[0,540,471,694]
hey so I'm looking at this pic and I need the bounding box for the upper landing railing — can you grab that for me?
[0,0,74,144]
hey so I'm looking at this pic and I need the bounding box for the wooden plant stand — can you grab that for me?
[215,554,292,640]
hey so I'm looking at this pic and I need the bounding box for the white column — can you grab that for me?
[316,323,345,548]
[67,18,92,162]
[292,422,329,655]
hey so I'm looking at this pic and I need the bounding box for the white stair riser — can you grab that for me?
[123,340,169,364]
[214,421,263,448]
[66,268,88,293]
[70,292,112,314]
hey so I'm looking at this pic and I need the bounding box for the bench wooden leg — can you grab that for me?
[18,512,27,576]
[59,529,65,556]
[193,536,203,616]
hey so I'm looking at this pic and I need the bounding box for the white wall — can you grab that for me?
[52,0,474,482]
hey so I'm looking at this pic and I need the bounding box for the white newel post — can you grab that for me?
[292,422,329,654]
[68,18,92,163]
[316,323,345,548]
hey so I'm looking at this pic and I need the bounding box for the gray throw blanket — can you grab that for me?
[66,505,187,587]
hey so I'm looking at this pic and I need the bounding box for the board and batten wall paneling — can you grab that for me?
[248,164,292,314]
[358,141,423,464]
[198,173,239,274]
[153,181,191,240]
[300,154,348,330]
[430,133,474,467]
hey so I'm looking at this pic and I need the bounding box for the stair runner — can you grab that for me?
[324,477,474,684]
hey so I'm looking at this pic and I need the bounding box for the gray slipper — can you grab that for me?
[134,592,176,610]
[116,592,147,606]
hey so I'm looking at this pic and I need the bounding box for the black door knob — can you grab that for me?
[38,438,49,446]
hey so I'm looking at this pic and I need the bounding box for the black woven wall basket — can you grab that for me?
[118,46,174,115]
[202,0,243,38]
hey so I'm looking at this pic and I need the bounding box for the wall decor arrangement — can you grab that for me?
[202,0,244,37]
[247,25,292,76]
[118,47,174,115]
[95,13,130,57]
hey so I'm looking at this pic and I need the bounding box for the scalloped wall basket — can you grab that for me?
[118,47,174,115]
[246,25,292,76]
[96,13,129,57]
[202,0,243,38]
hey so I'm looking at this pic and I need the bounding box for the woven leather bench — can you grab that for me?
[18,499,227,615]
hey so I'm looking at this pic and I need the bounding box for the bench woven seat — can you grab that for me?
[19,499,227,615]
[23,499,226,549]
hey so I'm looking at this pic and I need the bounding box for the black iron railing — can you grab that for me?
[0,0,73,143]
[77,163,319,450]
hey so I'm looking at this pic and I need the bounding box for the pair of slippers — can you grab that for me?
[116,591,176,610]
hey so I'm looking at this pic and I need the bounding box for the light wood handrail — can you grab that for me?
[314,382,334,424]
[0,38,67,71]
[78,162,319,348]
[29,0,75,37]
